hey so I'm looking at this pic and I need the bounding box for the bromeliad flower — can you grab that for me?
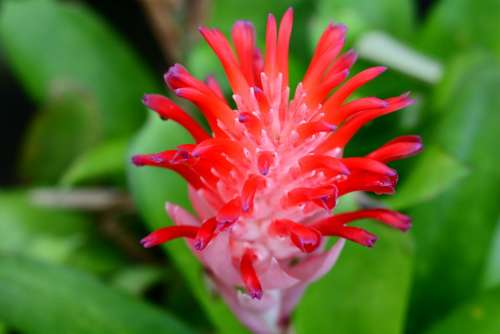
[132,8,422,333]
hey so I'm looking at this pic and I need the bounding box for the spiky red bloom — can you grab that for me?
[133,8,422,333]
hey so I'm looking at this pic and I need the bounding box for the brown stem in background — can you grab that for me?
[30,187,159,263]
[138,0,210,63]
[100,211,159,263]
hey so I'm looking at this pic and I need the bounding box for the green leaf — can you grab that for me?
[61,138,129,186]
[127,116,250,334]
[311,0,415,45]
[481,217,500,289]
[0,0,156,138]
[424,286,500,334]
[0,256,195,334]
[418,0,500,60]
[19,88,101,184]
[406,53,500,332]
[111,265,165,297]
[385,146,469,210]
[295,225,413,334]
[209,0,297,32]
[0,191,126,275]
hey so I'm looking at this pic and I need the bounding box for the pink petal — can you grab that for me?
[188,185,217,220]
[165,202,204,257]
[165,202,202,227]
[213,279,272,334]
[201,230,241,286]
[259,257,300,290]
[280,282,307,324]
[284,238,345,282]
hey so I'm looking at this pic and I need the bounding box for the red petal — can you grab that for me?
[315,93,415,153]
[325,49,357,77]
[298,155,350,176]
[322,225,378,247]
[342,157,397,177]
[231,20,257,86]
[289,223,322,253]
[367,135,423,163]
[303,24,346,90]
[216,197,242,226]
[240,249,263,299]
[241,174,267,213]
[323,66,387,111]
[337,173,396,196]
[194,217,218,250]
[323,97,388,125]
[174,87,235,134]
[264,14,277,77]
[141,225,198,248]
[143,94,210,143]
[268,219,321,253]
[193,138,245,161]
[306,69,349,106]
[296,120,337,140]
[257,151,275,176]
[131,151,204,189]
[238,112,263,140]
[283,185,338,210]
[315,209,412,232]
[277,8,293,86]
[199,27,250,96]
[205,75,225,99]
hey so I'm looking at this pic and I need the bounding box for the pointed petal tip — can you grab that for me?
[131,155,145,166]
[193,239,204,251]
[367,236,378,247]
[164,201,174,213]
[250,289,263,300]
[233,19,254,29]
[140,235,156,248]
[336,23,348,32]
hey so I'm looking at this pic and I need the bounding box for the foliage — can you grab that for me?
[0,0,498,333]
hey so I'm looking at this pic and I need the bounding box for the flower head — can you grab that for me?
[132,8,422,333]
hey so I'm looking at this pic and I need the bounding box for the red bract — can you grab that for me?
[132,8,422,333]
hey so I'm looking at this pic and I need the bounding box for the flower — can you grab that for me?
[132,8,422,333]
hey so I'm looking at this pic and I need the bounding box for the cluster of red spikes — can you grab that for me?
[132,8,422,300]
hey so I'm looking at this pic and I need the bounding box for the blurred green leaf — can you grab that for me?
[19,88,101,184]
[127,116,250,334]
[407,53,500,332]
[311,0,415,46]
[111,265,165,297]
[61,138,128,186]
[0,256,195,334]
[0,0,156,138]
[295,225,413,334]
[209,0,297,32]
[0,192,126,275]
[424,285,500,334]
[482,217,500,289]
[385,146,469,210]
[418,0,500,60]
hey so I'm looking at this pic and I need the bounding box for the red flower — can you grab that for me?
[132,8,422,333]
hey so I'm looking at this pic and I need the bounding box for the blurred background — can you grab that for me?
[0,0,499,333]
